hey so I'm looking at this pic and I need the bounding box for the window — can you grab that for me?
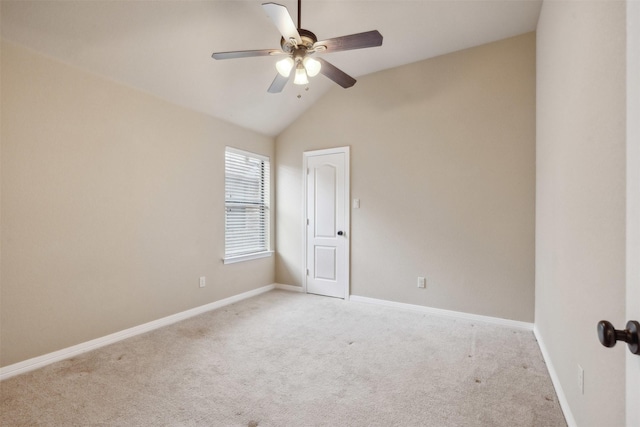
[224,147,271,263]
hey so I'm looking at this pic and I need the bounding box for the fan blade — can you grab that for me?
[314,30,383,53]
[262,3,302,45]
[316,58,356,89]
[212,49,283,60]
[268,73,290,93]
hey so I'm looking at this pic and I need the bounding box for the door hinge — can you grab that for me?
[307,168,310,174]
[307,218,309,225]
[306,269,309,276]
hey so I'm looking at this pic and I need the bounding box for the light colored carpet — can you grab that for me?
[1,290,566,426]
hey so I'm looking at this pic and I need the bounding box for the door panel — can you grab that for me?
[314,246,336,280]
[315,164,337,237]
[305,148,349,299]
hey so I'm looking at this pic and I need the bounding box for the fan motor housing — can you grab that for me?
[281,29,317,52]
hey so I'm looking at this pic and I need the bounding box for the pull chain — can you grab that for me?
[297,86,309,99]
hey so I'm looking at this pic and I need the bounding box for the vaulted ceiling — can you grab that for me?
[1,0,542,136]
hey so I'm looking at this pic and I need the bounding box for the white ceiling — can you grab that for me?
[1,0,542,136]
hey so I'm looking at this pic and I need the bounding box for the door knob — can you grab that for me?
[337,231,344,236]
[597,320,640,355]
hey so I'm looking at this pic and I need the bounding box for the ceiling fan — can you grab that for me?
[211,0,383,93]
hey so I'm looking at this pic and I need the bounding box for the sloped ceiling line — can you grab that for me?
[1,0,542,136]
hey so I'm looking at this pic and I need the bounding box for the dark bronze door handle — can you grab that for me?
[597,320,640,355]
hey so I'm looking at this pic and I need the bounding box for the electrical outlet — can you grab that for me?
[199,276,206,288]
[417,276,426,288]
[578,364,584,394]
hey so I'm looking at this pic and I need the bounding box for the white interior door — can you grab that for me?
[304,147,349,299]
[627,2,640,424]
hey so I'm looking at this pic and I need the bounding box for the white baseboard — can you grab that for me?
[274,283,304,292]
[533,326,577,427]
[0,284,276,381]
[349,295,534,331]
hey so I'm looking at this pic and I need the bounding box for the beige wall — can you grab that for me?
[276,33,536,322]
[0,41,275,367]
[535,1,626,426]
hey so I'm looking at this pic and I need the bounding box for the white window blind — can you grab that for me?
[224,147,270,260]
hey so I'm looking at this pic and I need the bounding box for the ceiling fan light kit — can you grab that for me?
[294,63,309,85]
[303,57,321,77]
[211,1,383,93]
[276,57,294,77]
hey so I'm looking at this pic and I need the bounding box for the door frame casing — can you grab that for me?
[302,146,350,299]
[627,0,640,424]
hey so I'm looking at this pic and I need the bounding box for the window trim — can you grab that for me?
[223,250,273,265]
[223,147,271,264]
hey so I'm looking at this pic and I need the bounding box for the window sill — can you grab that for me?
[223,251,273,265]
